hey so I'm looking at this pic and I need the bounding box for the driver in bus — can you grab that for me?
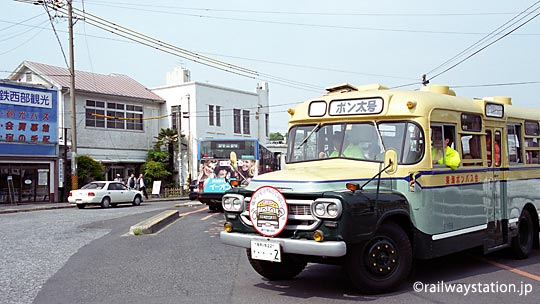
[431,127,460,169]
[319,131,363,159]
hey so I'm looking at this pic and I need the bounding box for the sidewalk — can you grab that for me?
[0,196,195,215]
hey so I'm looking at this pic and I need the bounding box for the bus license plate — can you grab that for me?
[251,240,281,262]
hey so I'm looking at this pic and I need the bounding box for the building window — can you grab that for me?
[85,100,143,130]
[265,113,269,137]
[216,106,221,126]
[25,72,32,82]
[243,110,250,134]
[126,105,143,130]
[233,109,241,134]
[209,105,214,126]
[85,100,105,128]
[107,102,125,129]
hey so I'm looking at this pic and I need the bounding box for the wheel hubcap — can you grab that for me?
[365,238,398,276]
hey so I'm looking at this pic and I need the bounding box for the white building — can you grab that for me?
[151,67,270,186]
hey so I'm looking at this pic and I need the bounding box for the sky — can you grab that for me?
[1,0,539,134]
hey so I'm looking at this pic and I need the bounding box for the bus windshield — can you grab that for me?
[287,121,424,164]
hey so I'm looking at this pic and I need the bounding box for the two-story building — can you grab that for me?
[0,80,59,204]
[6,61,165,202]
[151,67,270,186]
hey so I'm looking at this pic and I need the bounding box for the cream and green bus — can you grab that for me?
[220,83,540,294]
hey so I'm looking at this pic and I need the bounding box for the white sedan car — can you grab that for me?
[68,181,144,209]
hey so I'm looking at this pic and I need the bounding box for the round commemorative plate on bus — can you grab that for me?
[249,186,288,237]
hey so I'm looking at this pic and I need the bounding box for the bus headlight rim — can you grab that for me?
[311,198,342,219]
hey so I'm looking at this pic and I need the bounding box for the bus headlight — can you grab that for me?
[327,203,339,217]
[311,198,342,219]
[222,194,245,212]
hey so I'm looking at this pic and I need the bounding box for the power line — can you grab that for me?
[81,1,530,17]
[67,2,540,36]
[47,3,326,92]
[0,18,417,82]
[41,1,71,71]
[451,81,540,88]
[425,1,540,83]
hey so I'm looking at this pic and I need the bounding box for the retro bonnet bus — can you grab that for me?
[220,83,540,294]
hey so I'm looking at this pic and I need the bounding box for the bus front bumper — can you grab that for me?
[220,231,347,257]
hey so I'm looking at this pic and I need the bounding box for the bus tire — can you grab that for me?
[511,209,533,259]
[346,222,412,294]
[246,249,307,280]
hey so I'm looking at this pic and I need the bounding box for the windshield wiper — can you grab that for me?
[297,123,322,149]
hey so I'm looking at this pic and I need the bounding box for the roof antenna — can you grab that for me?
[422,74,429,86]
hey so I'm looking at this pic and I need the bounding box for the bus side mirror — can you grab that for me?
[384,149,398,175]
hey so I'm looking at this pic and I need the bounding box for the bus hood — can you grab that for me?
[246,161,383,193]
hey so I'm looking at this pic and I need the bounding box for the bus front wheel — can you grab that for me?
[511,209,533,259]
[246,249,307,280]
[346,222,412,294]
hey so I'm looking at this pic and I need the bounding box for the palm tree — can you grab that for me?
[155,128,179,178]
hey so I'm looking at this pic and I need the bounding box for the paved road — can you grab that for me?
[2,202,540,303]
[0,201,184,304]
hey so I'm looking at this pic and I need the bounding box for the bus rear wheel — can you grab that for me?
[246,249,307,280]
[346,222,412,294]
[511,209,533,259]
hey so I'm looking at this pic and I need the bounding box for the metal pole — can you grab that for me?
[176,105,183,195]
[68,0,78,190]
[186,94,191,184]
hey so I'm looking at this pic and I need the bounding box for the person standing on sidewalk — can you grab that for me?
[127,173,137,190]
[136,173,149,199]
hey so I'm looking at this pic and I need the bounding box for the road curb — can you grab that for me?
[129,209,180,235]
[0,204,75,214]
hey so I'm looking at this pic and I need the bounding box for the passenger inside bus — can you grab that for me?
[431,126,461,169]
[320,131,364,158]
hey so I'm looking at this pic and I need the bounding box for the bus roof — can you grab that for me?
[287,83,540,126]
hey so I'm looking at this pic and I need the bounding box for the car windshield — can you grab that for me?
[287,121,424,164]
[81,182,106,190]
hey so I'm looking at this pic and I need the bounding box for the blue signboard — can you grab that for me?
[0,83,58,156]
[203,178,232,193]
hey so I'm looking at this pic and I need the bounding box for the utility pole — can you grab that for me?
[68,0,78,189]
[173,105,183,195]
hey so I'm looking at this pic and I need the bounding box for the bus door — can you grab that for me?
[485,128,505,248]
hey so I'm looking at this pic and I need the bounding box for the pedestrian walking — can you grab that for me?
[114,173,123,183]
[136,173,149,199]
[127,173,136,190]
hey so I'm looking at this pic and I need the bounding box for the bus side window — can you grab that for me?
[507,124,523,164]
[431,125,460,169]
[461,134,482,166]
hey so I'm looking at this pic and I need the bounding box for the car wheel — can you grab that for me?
[511,209,533,259]
[246,249,307,280]
[133,196,142,206]
[345,222,412,294]
[101,197,111,208]
[76,204,86,209]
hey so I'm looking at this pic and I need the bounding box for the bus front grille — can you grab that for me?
[240,198,320,231]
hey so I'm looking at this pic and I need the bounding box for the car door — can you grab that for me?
[106,182,122,203]
[116,183,132,202]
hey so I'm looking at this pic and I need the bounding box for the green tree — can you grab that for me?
[270,132,285,141]
[77,155,104,186]
[154,128,178,174]
[142,160,171,186]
